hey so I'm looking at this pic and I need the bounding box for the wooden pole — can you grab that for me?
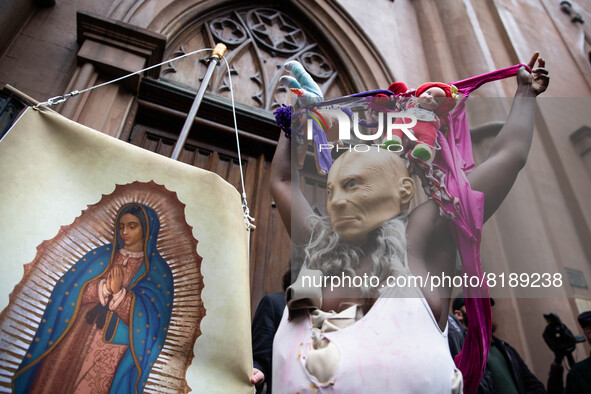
[171,43,227,161]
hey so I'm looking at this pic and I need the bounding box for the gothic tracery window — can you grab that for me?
[160,7,349,111]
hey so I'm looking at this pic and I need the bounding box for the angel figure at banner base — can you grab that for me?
[12,203,174,394]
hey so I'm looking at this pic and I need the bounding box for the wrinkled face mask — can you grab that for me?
[326,149,410,245]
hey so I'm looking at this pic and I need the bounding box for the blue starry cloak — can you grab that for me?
[13,204,174,394]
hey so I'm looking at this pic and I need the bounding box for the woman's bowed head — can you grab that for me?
[118,211,144,252]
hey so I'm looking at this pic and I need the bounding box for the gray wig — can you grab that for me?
[303,214,409,295]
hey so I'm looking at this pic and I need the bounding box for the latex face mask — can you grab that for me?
[326,149,412,244]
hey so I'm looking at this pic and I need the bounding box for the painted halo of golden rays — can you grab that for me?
[0,181,204,393]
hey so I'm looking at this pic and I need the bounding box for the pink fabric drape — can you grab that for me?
[433,64,528,394]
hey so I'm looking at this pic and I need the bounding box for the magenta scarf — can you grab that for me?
[433,63,529,394]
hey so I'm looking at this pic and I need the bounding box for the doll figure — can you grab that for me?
[383,81,459,163]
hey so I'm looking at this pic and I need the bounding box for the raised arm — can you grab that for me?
[467,52,549,221]
[271,61,325,244]
[270,132,315,244]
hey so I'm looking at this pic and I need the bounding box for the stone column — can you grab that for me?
[0,1,54,57]
[413,0,458,83]
[57,10,166,138]
[416,0,578,378]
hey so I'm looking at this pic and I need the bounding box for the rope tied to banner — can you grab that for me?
[33,46,256,231]
[220,50,256,231]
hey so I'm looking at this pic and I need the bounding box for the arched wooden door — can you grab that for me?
[122,3,381,315]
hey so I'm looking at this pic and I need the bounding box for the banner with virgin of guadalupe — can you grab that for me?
[0,108,253,393]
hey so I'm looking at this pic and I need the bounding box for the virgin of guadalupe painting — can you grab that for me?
[0,182,205,394]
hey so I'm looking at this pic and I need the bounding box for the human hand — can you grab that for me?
[517,52,549,96]
[251,368,264,387]
[106,266,124,294]
[553,352,565,365]
[280,61,333,174]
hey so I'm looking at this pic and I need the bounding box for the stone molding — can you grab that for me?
[76,10,167,88]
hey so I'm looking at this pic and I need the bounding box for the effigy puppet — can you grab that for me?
[268,53,548,394]
[379,80,459,163]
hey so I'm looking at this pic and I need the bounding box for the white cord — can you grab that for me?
[34,48,215,108]
[221,56,256,231]
[33,45,256,232]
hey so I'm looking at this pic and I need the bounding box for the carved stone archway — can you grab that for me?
[159,6,349,110]
[149,0,395,95]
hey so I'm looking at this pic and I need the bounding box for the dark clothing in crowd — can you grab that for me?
[252,292,286,394]
[448,314,494,393]
[565,357,591,393]
[447,314,546,393]
[547,362,564,394]
[448,314,465,358]
[547,310,591,394]
[548,356,591,394]
[489,336,547,394]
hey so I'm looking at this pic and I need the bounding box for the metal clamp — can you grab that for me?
[35,90,81,109]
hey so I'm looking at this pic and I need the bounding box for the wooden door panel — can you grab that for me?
[126,123,291,316]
